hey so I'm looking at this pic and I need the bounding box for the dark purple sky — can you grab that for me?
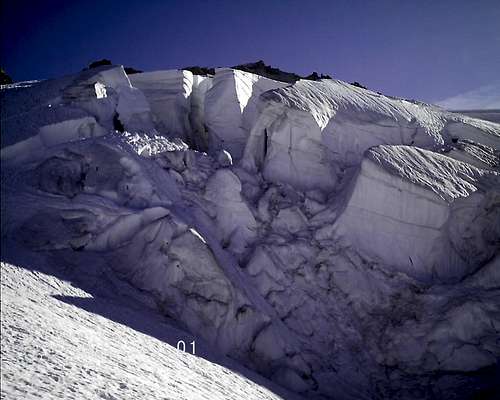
[1,0,499,103]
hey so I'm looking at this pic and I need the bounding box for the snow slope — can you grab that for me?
[2,65,500,400]
[1,257,301,400]
[449,109,500,124]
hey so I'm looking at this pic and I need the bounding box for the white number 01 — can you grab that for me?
[176,340,196,354]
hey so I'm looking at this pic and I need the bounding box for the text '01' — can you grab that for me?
[176,340,196,354]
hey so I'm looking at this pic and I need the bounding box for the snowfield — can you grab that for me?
[1,258,299,400]
[1,64,499,400]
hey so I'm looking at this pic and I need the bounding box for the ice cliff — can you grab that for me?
[1,64,499,400]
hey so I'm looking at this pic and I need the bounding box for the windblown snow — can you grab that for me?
[0,259,299,400]
[1,64,499,400]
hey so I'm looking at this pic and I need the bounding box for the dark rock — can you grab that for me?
[233,60,301,83]
[88,59,113,69]
[234,60,332,83]
[184,66,216,76]
[0,68,13,85]
[124,66,143,75]
[304,71,332,81]
[350,81,368,90]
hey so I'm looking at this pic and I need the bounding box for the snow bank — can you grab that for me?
[1,260,300,400]
[332,145,500,282]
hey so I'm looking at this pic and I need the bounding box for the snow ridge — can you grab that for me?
[367,144,497,201]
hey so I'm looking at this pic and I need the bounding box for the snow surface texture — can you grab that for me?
[0,257,300,400]
[1,65,500,400]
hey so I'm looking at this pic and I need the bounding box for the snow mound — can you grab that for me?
[1,65,157,165]
[1,117,107,165]
[204,169,258,255]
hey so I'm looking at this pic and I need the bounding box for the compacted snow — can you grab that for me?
[1,64,499,400]
[1,258,299,400]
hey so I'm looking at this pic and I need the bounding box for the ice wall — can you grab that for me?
[204,68,287,159]
[129,70,194,140]
[333,145,500,282]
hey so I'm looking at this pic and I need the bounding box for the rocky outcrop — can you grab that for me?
[0,67,13,85]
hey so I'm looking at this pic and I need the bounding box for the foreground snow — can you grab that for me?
[0,259,299,400]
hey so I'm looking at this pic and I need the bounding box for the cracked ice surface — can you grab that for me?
[1,64,500,400]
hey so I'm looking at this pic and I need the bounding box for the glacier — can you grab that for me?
[1,63,499,400]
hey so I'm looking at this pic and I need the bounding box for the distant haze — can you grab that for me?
[436,82,500,110]
[1,0,499,104]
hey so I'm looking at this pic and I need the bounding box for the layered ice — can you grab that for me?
[129,70,215,150]
[332,145,500,282]
[243,78,500,191]
[129,70,194,140]
[204,68,287,159]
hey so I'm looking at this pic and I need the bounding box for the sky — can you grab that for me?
[1,0,499,103]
